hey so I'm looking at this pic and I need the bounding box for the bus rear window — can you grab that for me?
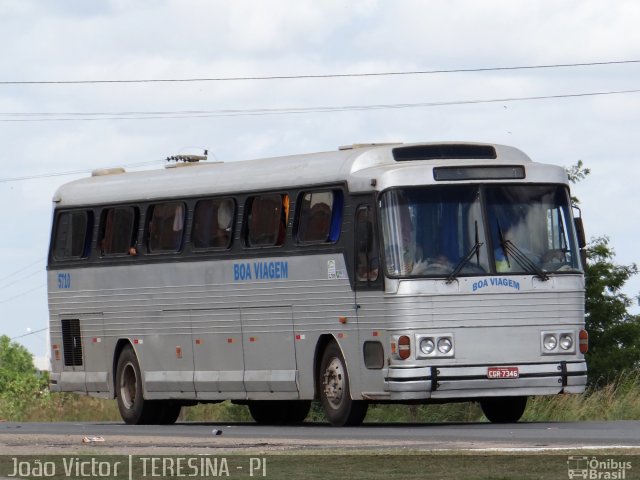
[192,198,235,250]
[245,194,289,247]
[147,202,186,253]
[53,211,93,260]
[99,206,138,255]
[296,190,343,244]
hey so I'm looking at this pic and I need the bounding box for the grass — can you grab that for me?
[522,370,640,422]
[2,370,639,423]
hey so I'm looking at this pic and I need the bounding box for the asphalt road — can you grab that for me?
[0,420,638,454]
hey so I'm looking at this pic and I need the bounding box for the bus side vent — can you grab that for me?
[61,319,83,367]
[393,144,497,161]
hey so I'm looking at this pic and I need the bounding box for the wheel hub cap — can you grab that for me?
[120,362,137,409]
[323,358,344,409]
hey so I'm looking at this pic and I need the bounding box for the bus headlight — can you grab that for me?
[415,334,454,358]
[437,337,453,354]
[541,330,576,354]
[559,334,574,351]
[543,334,557,351]
[420,338,435,355]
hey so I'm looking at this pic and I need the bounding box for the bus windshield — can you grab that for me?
[485,185,581,275]
[380,185,581,278]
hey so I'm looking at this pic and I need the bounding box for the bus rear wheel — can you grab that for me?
[116,345,181,425]
[248,400,311,425]
[480,396,528,423]
[318,341,368,426]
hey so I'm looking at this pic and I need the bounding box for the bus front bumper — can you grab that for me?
[384,360,587,400]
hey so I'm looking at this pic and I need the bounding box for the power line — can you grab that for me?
[1,59,639,85]
[0,87,637,183]
[11,327,48,340]
[0,87,638,124]
[0,62,636,175]
[0,257,44,285]
[0,159,164,183]
[0,284,45,304]
[0,269,44,291]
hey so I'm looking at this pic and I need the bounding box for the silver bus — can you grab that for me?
[47,142,588,426]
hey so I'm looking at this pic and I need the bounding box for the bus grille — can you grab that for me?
[61,319,83,367]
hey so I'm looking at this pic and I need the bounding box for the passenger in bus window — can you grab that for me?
[306,202,332,242]
[212,201,233,247]
[148,203,184,252]
[247,194,287,247]
[277,195,290,245]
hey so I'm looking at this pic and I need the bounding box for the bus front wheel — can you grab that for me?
[318,341,368,426]
[480,396,528,423]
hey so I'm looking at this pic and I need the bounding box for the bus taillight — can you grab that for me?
[398,335,411,360]
[579,330,589,354]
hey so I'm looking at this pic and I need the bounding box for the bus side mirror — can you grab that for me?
[580,249,588,269]
[573,215,587,267]
[574,217,586,249]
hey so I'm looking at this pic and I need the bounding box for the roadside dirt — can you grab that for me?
[0,433,517,455]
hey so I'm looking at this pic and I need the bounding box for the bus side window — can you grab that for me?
[355,206,379,282]
[192,198,235,250]
[147,202,186,253]
[246,193,289,247]
[99,206,138,256]
[53,210,93,260]
[296,190,343,244]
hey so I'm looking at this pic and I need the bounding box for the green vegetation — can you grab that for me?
[567,161,640,385]
[522,370,640,422]
[584,236,640,385]
[0,335,49,421]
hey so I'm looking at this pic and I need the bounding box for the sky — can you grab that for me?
[1,0,639,369]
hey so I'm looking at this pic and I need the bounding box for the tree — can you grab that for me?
[583,237,640,384]
[0,335,37,387]
[567,162,640,384]
[0,335,45,420]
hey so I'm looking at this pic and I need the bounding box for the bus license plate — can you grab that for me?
[487,367,519,379]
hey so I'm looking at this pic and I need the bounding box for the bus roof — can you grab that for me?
[52,142,567,207]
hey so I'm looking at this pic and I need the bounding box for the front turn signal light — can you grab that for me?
[398,335,411,360]
[579,329,589,354]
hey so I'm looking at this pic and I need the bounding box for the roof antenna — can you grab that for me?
[166,148,208,163]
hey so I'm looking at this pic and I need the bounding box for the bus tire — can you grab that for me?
[156,401,182,425]
[480,396,528,423]
[115,345,155,425]
[248,401,311,425]
[318,341,368,426]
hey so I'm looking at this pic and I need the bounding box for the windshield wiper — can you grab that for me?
[447,221,483,283]
[497,222,549,281]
